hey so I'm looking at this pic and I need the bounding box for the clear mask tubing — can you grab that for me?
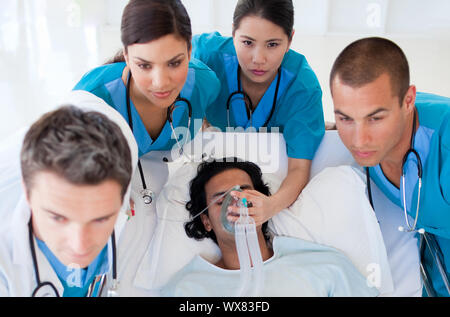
[222,190,265,296]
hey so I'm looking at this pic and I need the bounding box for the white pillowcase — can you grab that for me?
[144,131,393,293]
[269,165,393,294]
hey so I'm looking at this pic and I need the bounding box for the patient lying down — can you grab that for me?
[161,158,378,297]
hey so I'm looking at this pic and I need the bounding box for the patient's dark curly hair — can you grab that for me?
[185,157,271,244]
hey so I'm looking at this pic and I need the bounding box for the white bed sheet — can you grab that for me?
[139,131,422,296]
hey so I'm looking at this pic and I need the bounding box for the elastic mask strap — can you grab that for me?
[156,185,241,222]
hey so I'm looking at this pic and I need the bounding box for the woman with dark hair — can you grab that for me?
[74,0,220,157]
[192,0,325,228]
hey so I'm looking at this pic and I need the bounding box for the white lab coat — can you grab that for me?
[103,150,187,297]
[0,194,128,297]
[0,90,145,297]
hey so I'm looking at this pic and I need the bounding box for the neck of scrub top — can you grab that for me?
[35,238,108,296]
[126,69,174,141]
[239,67,278,110]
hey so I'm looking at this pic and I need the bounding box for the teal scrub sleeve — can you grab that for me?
[282,87,325,160]
[189,58,221,115]
[192,32,224,64]
[441,120,450,204]
[72,64,124,108]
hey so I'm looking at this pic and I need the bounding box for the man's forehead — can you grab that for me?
[332,75,399,116]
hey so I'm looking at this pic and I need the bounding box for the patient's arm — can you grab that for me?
[228,158,311,226]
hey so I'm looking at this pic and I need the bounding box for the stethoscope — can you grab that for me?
[226,65,281,128]
[126,71,193,205]
[28,219,118,297]
[365,109,450,296]
[365,109,423,234]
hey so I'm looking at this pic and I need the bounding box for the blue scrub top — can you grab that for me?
[36,238,109,297]
[192,32,325,160]
[369,92,450,296]
[73,59,220,157]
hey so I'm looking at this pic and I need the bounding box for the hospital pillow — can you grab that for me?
[269,165,393,295]
[145,131,392,294]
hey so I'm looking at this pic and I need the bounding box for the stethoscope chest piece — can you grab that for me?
[141,188,155,205]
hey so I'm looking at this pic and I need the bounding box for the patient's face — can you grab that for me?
[202,168,254,244]
[26,171,122,268]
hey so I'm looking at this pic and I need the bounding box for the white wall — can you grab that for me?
[1,0,449,142]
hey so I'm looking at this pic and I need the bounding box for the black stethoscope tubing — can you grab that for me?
[363,109,449,296]
[28,220,60,297]
[28,219,117,297]
[126,71,192,204]
[226,65,281,128]
[366,109,422,209]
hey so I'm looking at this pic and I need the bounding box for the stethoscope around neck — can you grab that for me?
[226,65,281,128]
[28,219,118,297]
[126,71,193,205]
[365,109,450,296]
[366,109,423,234]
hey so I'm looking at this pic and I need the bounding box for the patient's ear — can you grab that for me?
[200,213,212,232]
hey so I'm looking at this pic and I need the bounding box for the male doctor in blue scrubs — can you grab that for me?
[330,37,450,296]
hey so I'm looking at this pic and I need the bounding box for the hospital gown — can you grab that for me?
[161,236,379,297]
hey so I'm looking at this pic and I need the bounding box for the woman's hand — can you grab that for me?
[226,190,276,226]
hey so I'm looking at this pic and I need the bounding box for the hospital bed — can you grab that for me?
[0,129,429,296]
[127,130,423,296]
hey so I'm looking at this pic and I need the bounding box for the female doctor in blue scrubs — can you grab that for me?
[74,0,220,157]
[192,0,325,225]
